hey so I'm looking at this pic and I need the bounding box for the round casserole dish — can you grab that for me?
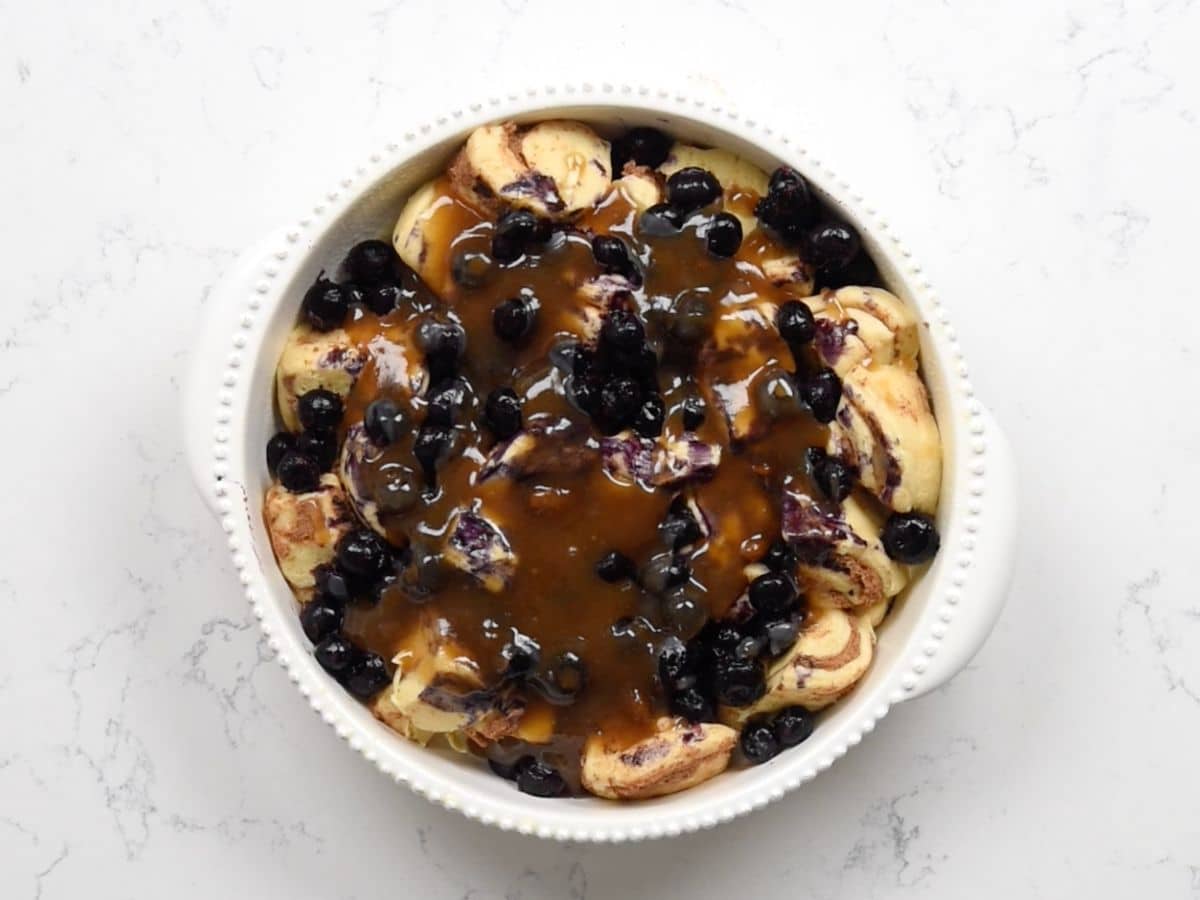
[182,84,1018,842]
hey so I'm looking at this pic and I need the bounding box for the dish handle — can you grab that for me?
[182,231,287,519]
[905,405,1018,699]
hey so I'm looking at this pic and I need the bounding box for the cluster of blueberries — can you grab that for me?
[268,388,345,493]
[302,238,432,332]
[611,124,874,288]
[300,531,402,702]
[595,525,822,766]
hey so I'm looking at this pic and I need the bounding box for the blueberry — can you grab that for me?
[601,308,645,352]
[335,529,391,580]
[549,338,589,375]
[515,758,566,798]
[881,513,940,564]
[641,553,690,594]
[703,621,744,656]
[763,616,801,657]
[705,212,743,258]
[777,300,816,345]
[426,377,472,427]
[807,447,855,502]
[622,345,659,390]
[769,166,807,195]
[313,565,355,606]
[591,235,639,282]
[540,651,587,705]
[300,600,343,643]
[364,398,408,446]
[450,250,493,289]
[639,203,685,237]
[413,424,454,481]
[663,586,708,636]
[666,167,721,213]
[799,368,843,423]
[566,374,601,415]
[658,636,697,692]
[713,657,765,707]
[375,462,420,515]
[672,292,712,344]
[598,375,642,431]
[612,126,672,172]
[488,756,524,780]
[740,720,780,764]
[266,432,296,475]
[400,540,446,600]
[755,167,816,241]
[814,251,878,291]
[748,572,798,617]
[295,430,338,471]
[277,451,321,493]
[670,687,714,723]
[297,389,343,432]
[755,368,802,421]
[417,320,466,382]
[773,706,815,748]
[492,297,536,343]
[633,394,665,438]
[806,222,861,272]
[681,394,707,431]
[735,633,766,660]
[659,506,702,550]
[363,282,403,315]
[344,239,398,285]
[492,210,548,263]
[762,538,797,573]
[501,632,541,680]
[302,276,350,331]
[314,634,359,675]
[342,652,391,699]
[596,550,635,583]
[483,388,522,440]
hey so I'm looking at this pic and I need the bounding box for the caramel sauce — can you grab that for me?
[335,176,828,752]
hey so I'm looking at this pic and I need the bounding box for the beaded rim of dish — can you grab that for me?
[206,82,987,842]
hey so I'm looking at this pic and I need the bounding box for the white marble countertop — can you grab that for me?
[2,0,1198,896]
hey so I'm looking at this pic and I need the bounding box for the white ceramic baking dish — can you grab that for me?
[183,84,1017,842]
